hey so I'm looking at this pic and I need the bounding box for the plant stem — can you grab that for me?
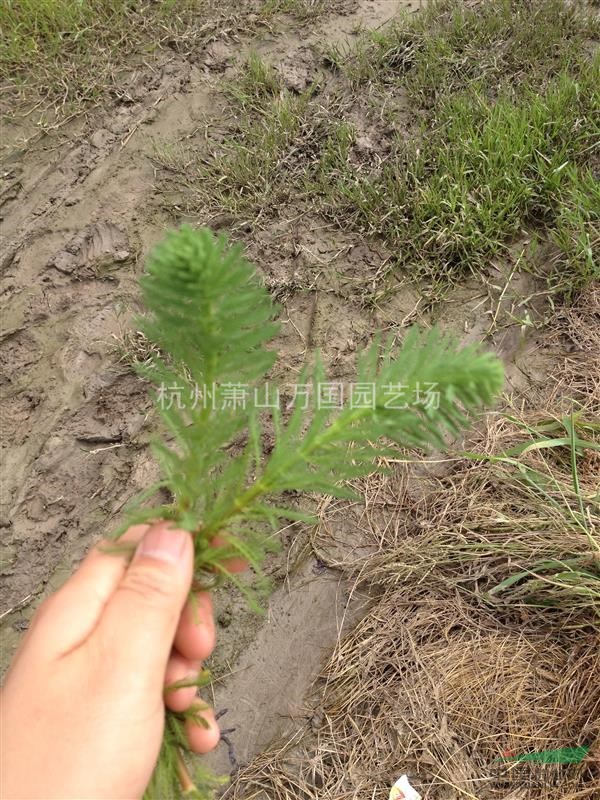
[203,407,369,534]
[175,748,196,797]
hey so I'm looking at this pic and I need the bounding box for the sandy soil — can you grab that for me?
[0,0,563,783]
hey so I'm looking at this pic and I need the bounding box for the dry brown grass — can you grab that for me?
[225,596,599,798]
[231,597,598,799]
[547,286,600,415]
[110,328,162,370]
[224,288,600,799]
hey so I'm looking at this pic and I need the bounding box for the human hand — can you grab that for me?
[0,521,227,800]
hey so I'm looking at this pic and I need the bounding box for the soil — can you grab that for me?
[0,0,563,786]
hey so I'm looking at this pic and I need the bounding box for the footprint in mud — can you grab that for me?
[47,222,130,277]
[0,329,42,388]
[0,391,43,446]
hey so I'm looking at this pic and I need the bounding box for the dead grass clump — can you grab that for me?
[111,328,162,370]
[309,392,600,626]
[228,591,599,799]
[312,592,600,799]
[348,427,600,625]
[547,285,600,414]
[226,283,599,799]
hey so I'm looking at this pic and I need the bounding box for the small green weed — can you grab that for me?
[223,51,282,110]
[127,225,503,797]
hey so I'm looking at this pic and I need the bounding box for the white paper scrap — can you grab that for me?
[389,774,422,800]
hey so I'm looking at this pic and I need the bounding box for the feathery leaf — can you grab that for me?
[124,226,503,800]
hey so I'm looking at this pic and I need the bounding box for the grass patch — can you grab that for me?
[1,0,194,121]
[0,0,262,125]
[550,170,600,299]
[162,0,598,298]
[0,0,335,116]
[1,0,135,65]
[223,50,282,110]
[315,0,600,290]
[332,0,598,102]
[154,51,338,218]
[314,66,599,280]
[195,87,315,217]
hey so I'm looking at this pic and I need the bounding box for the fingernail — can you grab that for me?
[137,524,189,566]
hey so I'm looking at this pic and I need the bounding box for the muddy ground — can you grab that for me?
[0,0,565,786]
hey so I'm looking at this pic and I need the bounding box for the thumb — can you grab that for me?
[96,522,194,691]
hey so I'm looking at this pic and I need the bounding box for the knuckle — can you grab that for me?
[118,564,177,609]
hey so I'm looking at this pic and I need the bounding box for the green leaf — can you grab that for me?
[139,225,279,388]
